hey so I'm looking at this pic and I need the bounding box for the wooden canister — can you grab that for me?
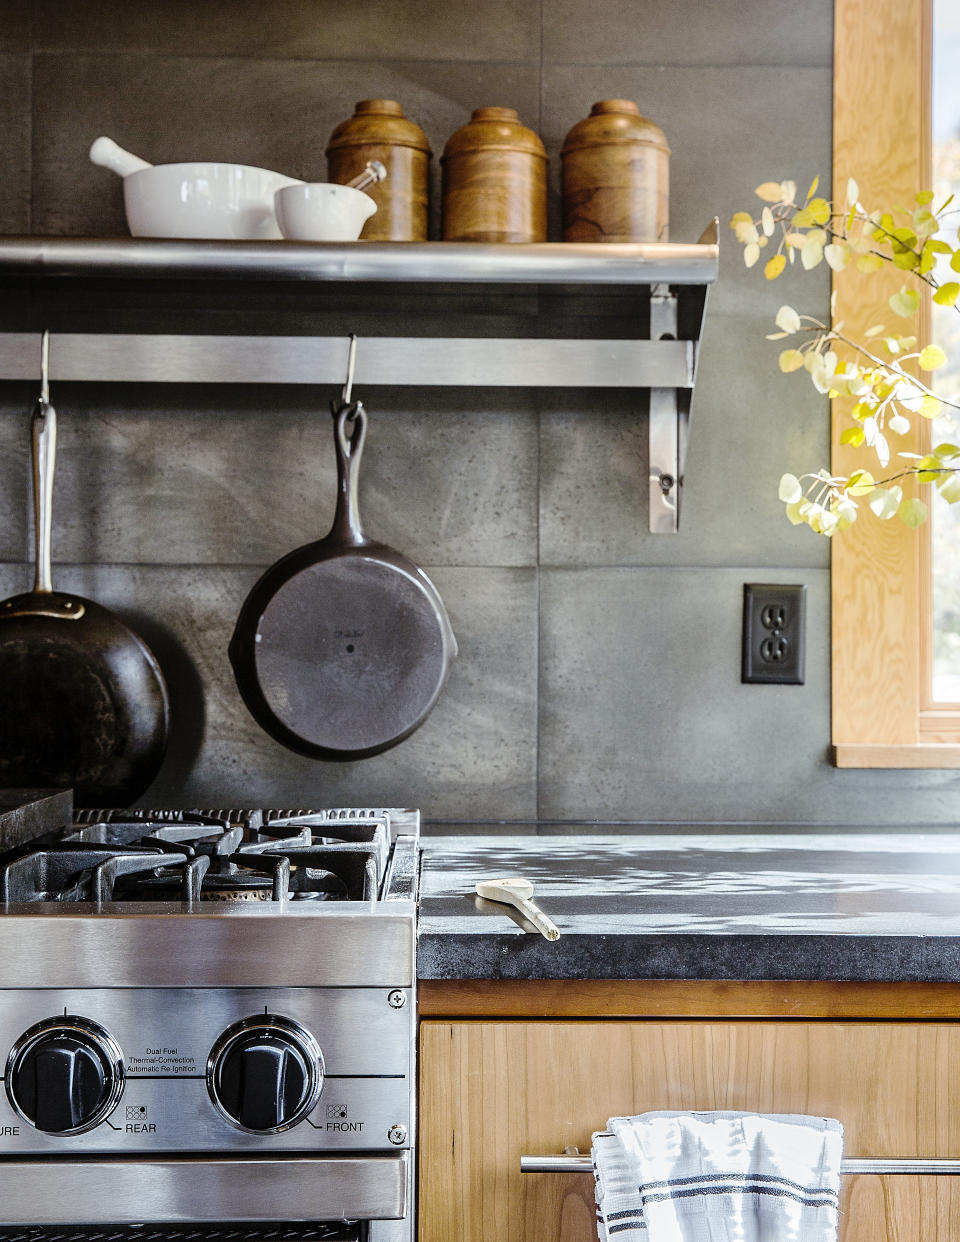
[561,100,670,242]
[325,99,431,241]
[441,107,547,243]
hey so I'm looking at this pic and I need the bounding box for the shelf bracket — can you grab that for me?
[648,284,683,533]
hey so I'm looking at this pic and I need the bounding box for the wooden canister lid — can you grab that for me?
[442,107,547,161]
[561,99,670,155]
[326,99,432,155]
[356,99,403,115]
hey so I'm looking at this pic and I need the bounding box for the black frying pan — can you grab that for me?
[0,350,169,807]
[229,396,457,760]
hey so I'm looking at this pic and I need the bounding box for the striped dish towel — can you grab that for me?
[592,1111,843,1241]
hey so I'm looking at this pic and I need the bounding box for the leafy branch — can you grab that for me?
[731,176,960,535]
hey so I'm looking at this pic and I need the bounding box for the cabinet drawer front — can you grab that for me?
[419,1020,960,1242]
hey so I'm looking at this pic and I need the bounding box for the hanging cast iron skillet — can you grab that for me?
[229,397,457,760]
[0,367,169,807]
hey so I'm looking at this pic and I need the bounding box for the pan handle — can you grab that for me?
[329,398,368,546]
[31,369,57,597]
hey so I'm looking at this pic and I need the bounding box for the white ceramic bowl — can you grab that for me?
[274,183,378,242]
[122,162,302,240]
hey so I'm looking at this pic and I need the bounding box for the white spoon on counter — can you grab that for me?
[475,876,561,941]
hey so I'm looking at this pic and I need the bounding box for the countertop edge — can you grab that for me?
[416,931,960,983]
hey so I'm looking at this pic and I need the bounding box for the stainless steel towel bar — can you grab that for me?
[521,1154,960,1176]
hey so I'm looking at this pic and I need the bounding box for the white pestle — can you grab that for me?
[89,136,153,177]
[346,160,388,192]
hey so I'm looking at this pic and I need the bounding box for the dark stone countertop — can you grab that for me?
[417,828,960,982]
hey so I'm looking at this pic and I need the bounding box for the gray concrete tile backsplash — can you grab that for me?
[536,318,832,571]
[538,566,960,826]
[28,0,541,64]
[0,4,29,53]
[542,0,833,67]
[537,567,830,822]
[0,56,30,234]
[0,385,540,568]
[0,561,540,818]
[5,0,960,824]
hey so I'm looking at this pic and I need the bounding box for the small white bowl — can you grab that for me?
[274,183,378,242]
[123,162,302,240]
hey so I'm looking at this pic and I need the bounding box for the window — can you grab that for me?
[926,2,960,707]
[831,0,960,764]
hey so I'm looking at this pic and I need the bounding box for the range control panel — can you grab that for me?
[0,988,413,1153]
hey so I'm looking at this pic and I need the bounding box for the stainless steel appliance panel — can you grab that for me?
[0,987,412,1153]
[0,906,415,988]
[0,1154,409,1223]
[0,1073,411,1153]
[0,986,412,1075]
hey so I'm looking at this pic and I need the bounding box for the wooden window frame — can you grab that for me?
[831,0,960,766]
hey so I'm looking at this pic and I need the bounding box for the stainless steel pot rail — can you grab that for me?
[0,332,693,391]
[521,1152,960,1175]
[0,230,719,533]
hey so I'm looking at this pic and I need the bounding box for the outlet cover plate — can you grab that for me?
[742,583,806,685]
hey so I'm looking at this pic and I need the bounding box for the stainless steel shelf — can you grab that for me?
[0,233,718,286]
[0,227,719,533]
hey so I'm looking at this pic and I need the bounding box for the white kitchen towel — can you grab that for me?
[592,1111,843,1242]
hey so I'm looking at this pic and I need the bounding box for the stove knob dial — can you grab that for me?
[5,1016,124,1135]
[207,1015,324,1133]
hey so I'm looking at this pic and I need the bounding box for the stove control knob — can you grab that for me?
[5,1016,124,1135]
[207,1015,324,1133]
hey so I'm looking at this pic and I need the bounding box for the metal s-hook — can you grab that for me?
[32,330,58,599]
[341,334,358,406]
[39,330,51,405]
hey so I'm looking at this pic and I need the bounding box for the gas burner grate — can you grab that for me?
[1,810,392,904]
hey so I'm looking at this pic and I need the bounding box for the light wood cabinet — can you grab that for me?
[418,1016,960,1241]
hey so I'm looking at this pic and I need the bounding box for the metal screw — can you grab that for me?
[659,473,675,494]
[388,1124,407,1145]
[387,989,406,1009]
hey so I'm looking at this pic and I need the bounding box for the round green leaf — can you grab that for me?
[898,497,929,527]
[868,486,902,520]
[938,472,960,503]
[933,281,960,307]
[774,305,802,334]
[889,287,921,317]
[919,344,947,371]
[779,349,806,373]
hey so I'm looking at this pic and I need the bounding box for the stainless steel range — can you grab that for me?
[0,804,419,1242]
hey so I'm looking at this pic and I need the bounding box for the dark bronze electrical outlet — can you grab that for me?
[742,583,806,684]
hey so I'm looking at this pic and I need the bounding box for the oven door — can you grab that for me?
[0,1153,410,1241]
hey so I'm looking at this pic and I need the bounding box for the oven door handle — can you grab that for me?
[0,1154,409,1225]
